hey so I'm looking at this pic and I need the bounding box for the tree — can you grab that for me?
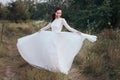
[7,0,30,22]
[66,0,113,33]
[111,0,120,28]
[0,3,9,20]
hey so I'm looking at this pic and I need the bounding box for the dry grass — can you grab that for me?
[74,29,120,80]
[0,22,69,80]
[0,21,120,80]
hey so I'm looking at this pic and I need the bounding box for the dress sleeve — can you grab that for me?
[62,18,79,33]
[40,22,51,31]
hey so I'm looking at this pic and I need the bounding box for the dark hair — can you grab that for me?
[51,7,62,22]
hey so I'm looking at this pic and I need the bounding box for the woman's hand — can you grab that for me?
[76,31,82,35]
[38,29,42,32]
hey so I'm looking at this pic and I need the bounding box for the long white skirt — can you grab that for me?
[16,31,97,74]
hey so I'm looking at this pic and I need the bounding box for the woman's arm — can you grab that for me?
[38,22,51,32]
[62,18,81,34]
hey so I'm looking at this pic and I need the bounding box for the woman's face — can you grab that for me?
[55,10,62,18]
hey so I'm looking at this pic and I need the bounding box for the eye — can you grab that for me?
[57,12,62,14]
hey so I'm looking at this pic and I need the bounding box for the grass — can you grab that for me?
[74,29,120,80]
[0,21,69,80]
[0,21,120,80]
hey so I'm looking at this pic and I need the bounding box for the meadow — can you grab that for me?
[0,21,120,80]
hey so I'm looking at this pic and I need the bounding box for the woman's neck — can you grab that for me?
[55,17,61,19]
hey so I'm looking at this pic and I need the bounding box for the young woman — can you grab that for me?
[17,7,97,75]
[38,7,81,35]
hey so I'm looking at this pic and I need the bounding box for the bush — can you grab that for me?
[80,29,120,79]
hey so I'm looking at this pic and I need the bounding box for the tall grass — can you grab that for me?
[0,21,120,80]
[75,29,120,80]
[0,21,69,80]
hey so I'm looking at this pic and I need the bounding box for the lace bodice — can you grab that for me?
[40,18,79,33]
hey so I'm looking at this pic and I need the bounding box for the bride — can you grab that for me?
[16,7,97,75]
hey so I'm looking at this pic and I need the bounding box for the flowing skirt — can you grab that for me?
[16,31,97,74]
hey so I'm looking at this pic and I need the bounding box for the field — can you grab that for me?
[0,21,120,80]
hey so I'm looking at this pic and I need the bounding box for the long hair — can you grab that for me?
[51,7,62,22]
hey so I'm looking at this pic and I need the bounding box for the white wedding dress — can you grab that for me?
[16,18,97,74]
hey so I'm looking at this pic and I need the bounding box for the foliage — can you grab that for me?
[7,0,30,22]
[0,0,119,32]
[80,29,120,80]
